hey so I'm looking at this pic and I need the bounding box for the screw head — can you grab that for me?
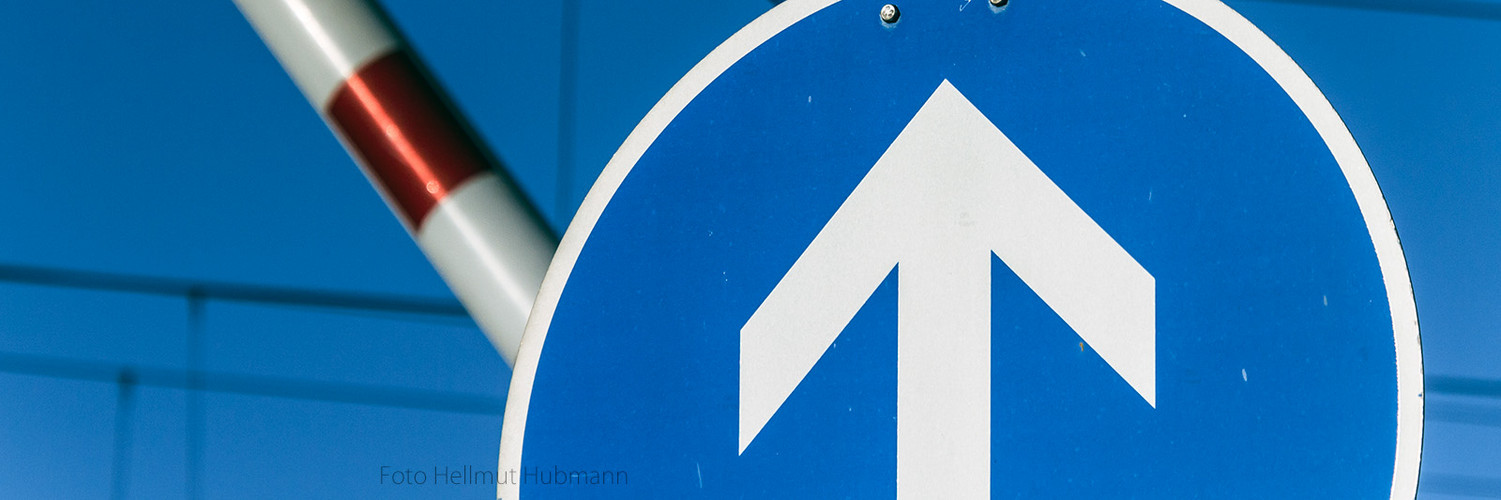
[989,0,1008,6]
[880,4,900,23]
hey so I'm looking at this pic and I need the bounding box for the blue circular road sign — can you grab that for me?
[500,0,1423,498]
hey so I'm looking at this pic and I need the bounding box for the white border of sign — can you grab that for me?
[497,1,1424,498]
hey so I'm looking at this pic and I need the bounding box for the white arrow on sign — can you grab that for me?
[739,80,1155,498]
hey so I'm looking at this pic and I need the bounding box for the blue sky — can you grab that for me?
[0,0,1496,498]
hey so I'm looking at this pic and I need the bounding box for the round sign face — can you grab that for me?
[500,0,1422,498]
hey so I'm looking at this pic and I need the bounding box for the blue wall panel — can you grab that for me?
[122,387,189,500]
[203,302,504,397]
[0,283,187,369]
[200,394,501,499]
[567,1,770,219]
[0,374,116,498]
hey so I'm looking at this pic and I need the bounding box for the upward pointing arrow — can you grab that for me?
[739,80,1155,498]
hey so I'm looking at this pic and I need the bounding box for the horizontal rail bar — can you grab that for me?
[0,351,502,415]
[0,262,468,318]
[1430,376,1501,398]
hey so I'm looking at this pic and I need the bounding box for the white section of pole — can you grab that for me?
[418,174,556,365]
[232,0,398,107]
[233,0,559,366]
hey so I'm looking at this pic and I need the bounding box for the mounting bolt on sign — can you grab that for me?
[498,0,1422,498]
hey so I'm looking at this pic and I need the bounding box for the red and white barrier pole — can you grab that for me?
[233,0,557,365]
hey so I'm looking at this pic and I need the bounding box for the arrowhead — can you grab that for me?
[739,80,1155,458]
[883,81,1157,409]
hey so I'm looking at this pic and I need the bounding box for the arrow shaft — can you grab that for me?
[898,251,992,498]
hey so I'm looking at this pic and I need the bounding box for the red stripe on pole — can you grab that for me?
[326,50,487,228]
